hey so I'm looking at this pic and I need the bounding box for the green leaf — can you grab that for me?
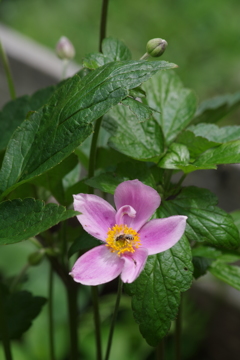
[96,147,130,170]
[192,245,240,263]
[143,71,197,144]
[0,60,176,198]
[193,140,240,167]
[158,143,190,169]
[0,85,56,151]
[31,153,78,204]
[158,187,240,249]
[192,256,213,279]
[85,161,156,194]
[103,105,164,160]
[193,92,240,125]
[121,97,153,120]
[230,210,240,233]
[83,38,131,70]
[0,198,78,245]
[209,262,240,290]
[125,235,193,346]
[102,37,132,61]
[0,287,46,340]
[188,123,240,143]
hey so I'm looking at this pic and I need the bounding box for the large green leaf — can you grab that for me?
[103,104,164,160]
[0,60,176,198]
[193,92,240,125]
[193,140,240,167]
[0,198,78,244]
[158,143,190,169]
[125,235,193,346]
[158,187,240,249]
[0,85,56,151]
[0,287,46,340]
[143,71,197,144]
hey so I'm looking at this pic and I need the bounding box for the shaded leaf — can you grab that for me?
[68,231,99,258]
[0,287,46,340]
[193,92,240,125]
[125,235,193,346]
[143,71,197,144]
[0,198,78,244]
[209,262,240,290]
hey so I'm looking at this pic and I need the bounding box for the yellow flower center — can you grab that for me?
[105,224,141,256]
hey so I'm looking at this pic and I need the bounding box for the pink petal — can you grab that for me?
[115,205,136,225]
[70,245,124,286]
[120,248,148,283]
[139,216,188,255]
[73,194,116,241]
[114,180,161,231]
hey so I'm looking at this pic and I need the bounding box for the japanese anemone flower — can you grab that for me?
[70,180,187,285]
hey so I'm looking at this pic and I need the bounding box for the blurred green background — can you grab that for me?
[1,0,240,101]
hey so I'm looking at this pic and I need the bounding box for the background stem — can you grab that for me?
[99,0,110,52]
[0,39,16,100]
[91,287,102,360]
[67,285,79,360]
[48,265,56,360]
[156,339,165,360]
[104,278,123,360]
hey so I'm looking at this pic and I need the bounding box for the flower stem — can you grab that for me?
[10,263,29,293]
[0,39,16,100]
[48,264,56,360]
[140,52,150,60]
[104,278,123,360]
[91,286,103,360]
[99,0,110,52]
[67,285,79,360]
[175,296,182,360]
[0,285,13,360]
[155,339,165,360]
[88,116,103,193]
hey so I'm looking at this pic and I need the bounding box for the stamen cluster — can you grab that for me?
[106,224,141,255]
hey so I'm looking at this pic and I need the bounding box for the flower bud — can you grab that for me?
[56,36,75,60]
[146,38,168,57]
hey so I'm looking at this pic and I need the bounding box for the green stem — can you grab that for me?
[175,297,182,360]
[104,278,123,360]
[0,39,16,99]
[155,339,165,360]
[140,52,150,60]
[67,285,79,360]
[99,0,110,52]
[48,265,56,360]
[0,285,13,360]
[91,286,102,360]
[88,116,103,193]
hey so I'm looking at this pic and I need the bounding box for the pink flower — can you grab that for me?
[70,180,187,285]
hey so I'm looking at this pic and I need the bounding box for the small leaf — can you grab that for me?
[143,71,197,144]
[158,143,190,169]
[102,37,132,61]
[0,287,46,339]
[192,256,213,279]
[193,140,240,167]
[209,262,240,290]
[193,92,240,125]
[82,53,111,69]
[158,187,240,249]
[0,198,78,245]
[125,235,193,346]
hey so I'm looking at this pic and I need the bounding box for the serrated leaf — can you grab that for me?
[121,97,153,121]
[192,245,240,264]
[0,287,46,339]
[0,198,78,244]
[102,37,132,61]
[103,105,164,160]
[209,262,240,290]
[158,143,190,169]
[158,187,240,249]
[143,71,197,144]
[0,60,176,198]
[193,92,240,125]
[188,123,240,143]
[193,140,240,167]
[82,53,111,69]
[0,85,56,151]
[86,161,156,194]
[231,210,240,233]
[125,235,193,346]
